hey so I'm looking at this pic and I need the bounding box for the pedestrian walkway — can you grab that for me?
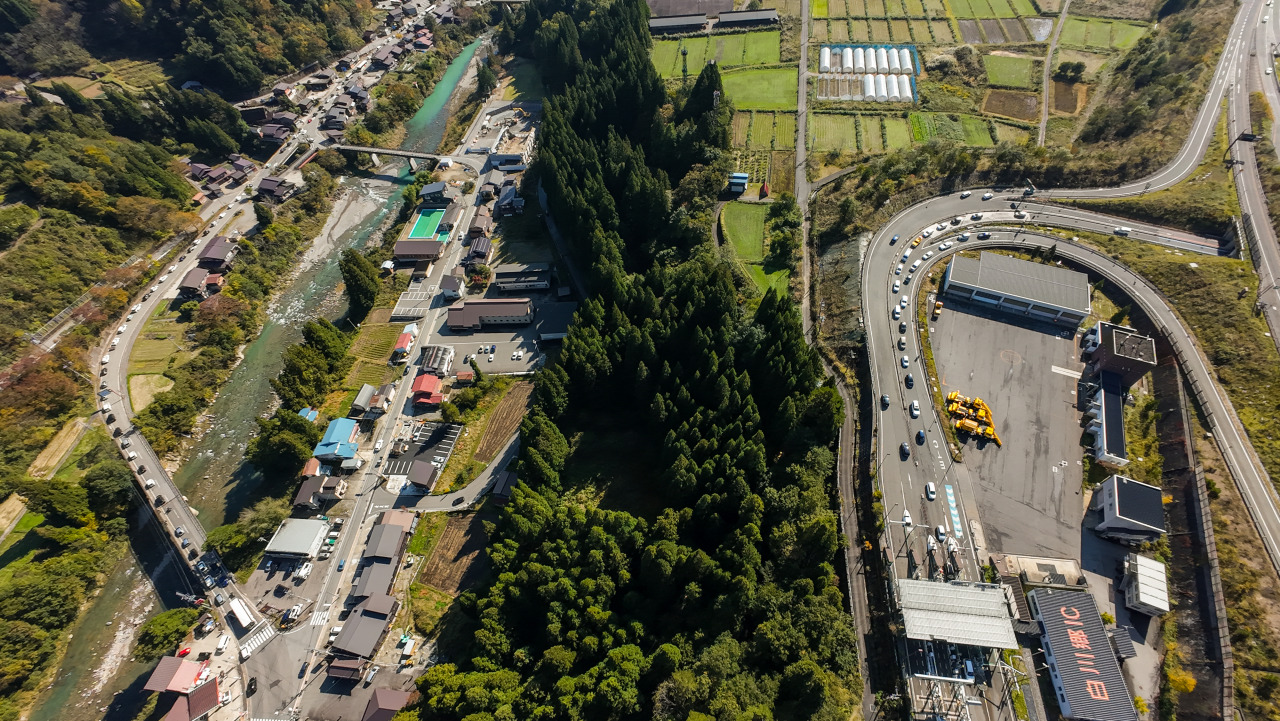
[240,624,277,654]
[309,610,330,626]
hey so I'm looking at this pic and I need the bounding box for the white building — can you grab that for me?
[1120,553,1170,617]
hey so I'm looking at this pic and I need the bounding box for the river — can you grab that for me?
[26,38,481,721]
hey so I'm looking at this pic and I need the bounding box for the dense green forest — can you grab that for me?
[1,0,374,96]
[413,0,859,719]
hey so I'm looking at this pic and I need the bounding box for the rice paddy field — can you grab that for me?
[652,32,782,78]
[731,110,799,151]
[810,113,913,152]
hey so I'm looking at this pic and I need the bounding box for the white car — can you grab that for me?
[921,228,933,238]
[910,260,922,271]
[903,510,913,528]
[218,212,227,219]
[157,275,168,283]
[901,356,910,368]
[892,306,902,320]
[168,265,177,273]
[898,336,907,350]
[488,354,494,362]
[939,241,953,250]
[922,251,934,259]
[116,326,126,335]
[111,338,119,348]
[925,482,936,501]
[892,280,901,293]
[900,295,909,307]
[982,192,994,200]
[511,351,520,360]
[131,304,141,314]
[959,191,971,199]
[101,355,111,364]
[935,224,946,231]
[910,400,920,418]
[895,264,904,275]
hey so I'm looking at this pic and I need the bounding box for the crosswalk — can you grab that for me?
[309,610,330,626]
[240,624,277,654]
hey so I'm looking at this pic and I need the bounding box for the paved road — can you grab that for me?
[796,0,813,338]
[1036,0,1072,146]
[1237,16,1280,355]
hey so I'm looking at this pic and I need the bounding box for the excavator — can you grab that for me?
[954,418,1002,446]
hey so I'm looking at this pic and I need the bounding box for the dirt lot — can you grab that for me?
[1053,81,1086,114]
[474,381,531,463]
[417,511,496,595]
[983,89,1040,121]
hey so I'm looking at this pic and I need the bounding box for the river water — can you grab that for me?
[27,39,481,721]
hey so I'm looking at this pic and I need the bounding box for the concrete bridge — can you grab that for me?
[331,145,483,172]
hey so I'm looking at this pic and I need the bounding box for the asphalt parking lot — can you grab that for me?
[428,297,577,375]
[928,300,1087,559]
[382,422,461,493]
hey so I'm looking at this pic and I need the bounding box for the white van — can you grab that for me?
[239,647,252,662]
[144,479,157,489]
[216,634,230,654]
[374,439,384,452]
[1114,227,1132,236]
[296,562,313,580]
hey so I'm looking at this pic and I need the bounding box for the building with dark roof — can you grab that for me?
[440,274,464,299]
[417,181,459,206]
[645,0,731,19]
[407,460,439,489]
[468,236,493,263]
[363,523,407,562]
[1084,322,1158,386]
[716,8,779,25]
[1093,475,1165,544]
[363,688,412,721]
[493,263,551,291]
[179,268,210,297]
[258,124,291,143]
[394,239,444,262]
[1027,588,1138,721]
[353,560,396,598]
[648,13,708,33]
[941,252,1091,327]
[446,298,533,331]
[330,593,398,659]
[1085,371,1128,468]
[197,237,237,271]
[257,176,296,203]
[496,184,525,216]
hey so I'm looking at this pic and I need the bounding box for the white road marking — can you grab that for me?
[309,610,330,626]
[241,625,277,654]
[1050,365,1082,379]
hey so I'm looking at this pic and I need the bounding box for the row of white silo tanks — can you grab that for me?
[819,46,914,75]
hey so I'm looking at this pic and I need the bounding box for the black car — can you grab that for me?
[898,321,908,334]
[904,374,914,389]
[881,394,891,408]
[899,442,911,458]
[916,430,926,444]
[977,232,991,240]
[247,677,257,695]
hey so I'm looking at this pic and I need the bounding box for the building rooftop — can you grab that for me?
[494,262,550,275]
[1100,322,1158,365]
[143,657,202,693]
[186,679,221,720]
[1125,553,1170,614]
[1111,475,1165,532]
[446,298,532,328]
[1029,588,1137,721]
[394,239,443,257]
[353,560,396,598]
[292,476,325,507]
[379,509,416,535]
[265,518,329,557]
[331,607,391,658]
[180,268,209,289]
[896,579,1018,649]
[716,8,779,23]
[1099,371,1127,460]
[363,523,404,561]
[947,252,1091,315]
[363,688,412,721]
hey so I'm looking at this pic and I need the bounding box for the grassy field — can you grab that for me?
[1060,16,1147,49]
[653,32,782,77]
[26,418,85,479]
[348,323,401,362]
[884,117,913,148]
[128,303,197,376]
[722,68,799,110]
[983,54,1036,88]
[722,202,769,262]
[994,122,1030,143]
[813,0,829,16]
[748,265,790,293]
[129,374,175,413]
[750,112,775,149]
[908,113,995,145]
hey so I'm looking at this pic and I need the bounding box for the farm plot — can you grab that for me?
[810,113,861,152]
[851,19,871,41]
[886,0,909,16]
[763,0,803,14]
[743,31,783,64]
[733,112,752,146]
[1000,18,1028,41]
[861,115,885,152]
[1009,0,1036,11]
[829,0,848,14]
[869,19,892,41]
[983,89,1040,120]
[812,20,830,41]
[883,116,914,148]
[931,19,955,42]
[722,67,799,110]
[909,113,995,145]
[910,19,934,41]
[774,112,797,147]
[722,202,769,262]
[474,382,532,462]
[750,112,776,148]
[652,41,682,76]
[979,18,1006,42]
[813,0,829,16]
[961,116,995,145]
[1053,80,1086,113]
[995,122,1030,143]
[905,0,926,12]
[417,512,496,595]
[848,0,867,14]
[831,20,851,41]
[769,150,796,194]
[718,33,748,64]
[866,0,887,15]
[983,54,1036,88]
[957,19,983,43]
[890,19,912,40]
[989,0,1017,17]
[1059,17,1144,49]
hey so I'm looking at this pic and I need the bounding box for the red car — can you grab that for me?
[177,647,192,657]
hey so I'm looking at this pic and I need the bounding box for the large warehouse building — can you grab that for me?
[1028,588,1138,721]
[941,252,1091,326]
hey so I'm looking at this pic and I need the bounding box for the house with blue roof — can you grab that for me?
[297,407,319,423]
[314,417,359,461]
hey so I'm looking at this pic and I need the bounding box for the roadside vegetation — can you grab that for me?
[1068,108,1239,236]
[1248,91,1280,248]
[411,2,860,718]
[132,608,200,662]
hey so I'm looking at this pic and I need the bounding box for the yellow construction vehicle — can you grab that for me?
[954,418,1003,446]
[932,301,943,319]
[946,391,972,406]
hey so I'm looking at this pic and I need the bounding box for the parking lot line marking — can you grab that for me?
[1050,365,1082,379]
